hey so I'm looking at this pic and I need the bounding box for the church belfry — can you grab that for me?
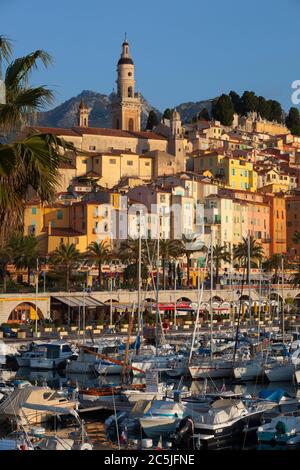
[112,38,141,132]
[78,100,89,127]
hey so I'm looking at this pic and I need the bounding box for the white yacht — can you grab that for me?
[30,342,76,370]
[189,358,233,379]
[66,345,100,374]
[233,358,264,381]
[16,344,48,368]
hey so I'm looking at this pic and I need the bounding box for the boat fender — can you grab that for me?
[78,443,93,450]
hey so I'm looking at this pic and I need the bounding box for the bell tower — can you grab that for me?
[112,37,141,132]
[78,100,89,127]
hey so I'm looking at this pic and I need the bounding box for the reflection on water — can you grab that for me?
[13,368,300,400]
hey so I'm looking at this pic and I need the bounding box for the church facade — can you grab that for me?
[27,39,187,190]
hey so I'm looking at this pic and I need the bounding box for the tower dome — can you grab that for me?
[172,108,181,120]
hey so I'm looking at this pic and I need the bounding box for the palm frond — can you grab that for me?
[0,35,13,79]
[5,50,53,90]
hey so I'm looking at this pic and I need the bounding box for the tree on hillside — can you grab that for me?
[240,91,258,115]
[162,108,172,120]
[269,100,283,123]
[212,94,234,126]
[286,107,300,135]
[146,110,158,130]
[257,96,272,120]
[229,91,243,115]
[198,108,210,121]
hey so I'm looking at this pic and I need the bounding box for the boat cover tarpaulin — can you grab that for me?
[258,389,285,403]
[0,386,32,418]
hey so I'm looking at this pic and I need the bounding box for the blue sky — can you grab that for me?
[1,0,300,112]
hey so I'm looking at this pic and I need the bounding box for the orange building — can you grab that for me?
[264,193,287,256]
[286,195,300,257]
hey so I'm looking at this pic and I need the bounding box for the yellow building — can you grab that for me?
[24,192,122,255]
[194,151,257,191]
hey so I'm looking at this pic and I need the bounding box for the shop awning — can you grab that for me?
[51,295,107,308]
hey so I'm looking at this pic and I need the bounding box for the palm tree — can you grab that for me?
[9,234,39,284]
[86,241,110,288]
[50,242,81,291]
[0,38,74,243]
[203,243,231,286]
[0,239,14,291]
[233,236,263,285]
[0,132,73,244]
[159,239,184,289]
[0,48,53,132]
[182,234,204,288]
[0,35,13,80]
[262,253,287,282]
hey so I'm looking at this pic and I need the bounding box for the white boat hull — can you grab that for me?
[140,417,181,438]
[95,363,123,375]
[189,363,233,379]
[233,363,263,381]
[264,364,294,382]
[30,358,67,370]
[295,369,300,386]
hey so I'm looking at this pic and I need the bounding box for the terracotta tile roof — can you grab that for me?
[73,127,167,140]
[27,126,80,137]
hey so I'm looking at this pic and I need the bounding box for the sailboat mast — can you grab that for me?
[210,231,213,361]
[281,256,285,343]
[248,233,251,327]
[258,261,262,340]
[155,221,160,356]
[137,210,142,335]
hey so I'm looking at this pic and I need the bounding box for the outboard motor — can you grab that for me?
[170,416,195,450]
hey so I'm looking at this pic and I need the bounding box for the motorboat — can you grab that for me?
[188,398,265,449]
[0,386,78,425]
[15,343,48,368]
[30,342,76,370]
[257,415,300,449]
[139,401,187,439]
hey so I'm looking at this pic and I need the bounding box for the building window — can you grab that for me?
[128,86,133,98]
[145,162,150,166]
[232,169,235,176]
[95,159,99,164]
[60,238,64,244]
[109,158,116,164]
[31,207,37,215]
[57,210,63,220]
[82,159,88,164]
[127,160,133,166]
[89,146,96,151]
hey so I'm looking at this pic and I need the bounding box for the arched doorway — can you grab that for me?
[8,302,44,323]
